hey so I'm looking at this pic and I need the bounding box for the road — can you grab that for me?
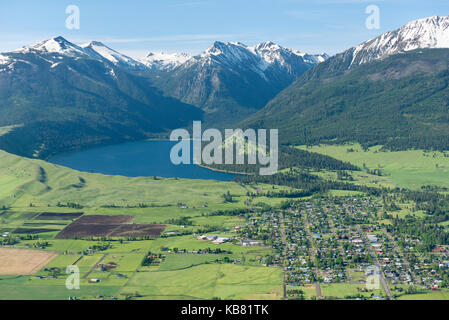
[278,211,288,300]
[326,209,352,282]
[83,253,108,279]
[302,211,323,299]
[356,226,393,300]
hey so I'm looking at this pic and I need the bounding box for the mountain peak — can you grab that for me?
[18,36,87,57]
[205,41,242,56]
[351,14,449,66]
[254,41,281,51]
[81,41,146,70]
[84,40,107,47]
[140,52,191,71]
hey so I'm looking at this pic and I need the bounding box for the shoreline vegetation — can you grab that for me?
[197,163,251,176]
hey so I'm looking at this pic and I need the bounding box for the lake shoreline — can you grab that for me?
[197,163,252,176]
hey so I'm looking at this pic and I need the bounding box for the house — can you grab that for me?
[212,237,230,245]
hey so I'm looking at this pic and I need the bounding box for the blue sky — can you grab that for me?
[0,0,448,58]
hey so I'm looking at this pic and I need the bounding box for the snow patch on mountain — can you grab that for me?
[17,36,88,57]
[81,41,146,70]
[195,41,327,73]
[140,52,191,70]
[249,41,328,69]
[0,54,10,65]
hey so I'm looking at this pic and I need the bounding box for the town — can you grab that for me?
[237,197,449,300]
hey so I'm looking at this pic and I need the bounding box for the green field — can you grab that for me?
[122,264,283,300]
[298,144,449,189]
[397,290,449,300]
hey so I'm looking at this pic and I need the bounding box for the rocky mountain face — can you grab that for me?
[150,41,327,126]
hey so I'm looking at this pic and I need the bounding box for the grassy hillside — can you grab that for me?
[0,150,248,209]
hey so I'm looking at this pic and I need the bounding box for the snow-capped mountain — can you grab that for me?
[140,52,191,71]
[0,36,327,127]
[0,37,202,159]
[15,36,89,57]
[81,41,147,70]
[186,41,327,79]
[151,40,328,126]
[250,41,328,69]
[350,15,449,66]
[243,15,449,151]
[4,37,147,71]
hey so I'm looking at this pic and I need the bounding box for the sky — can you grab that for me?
[0,0,448,58]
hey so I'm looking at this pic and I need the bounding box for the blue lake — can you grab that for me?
[48,140,236,181]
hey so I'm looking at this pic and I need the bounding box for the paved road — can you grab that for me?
[302,211,323,299]
[278,212,288,300]
[356,226,393,300]
[326,210,352,282]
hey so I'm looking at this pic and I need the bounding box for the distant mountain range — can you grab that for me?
[0,37,326,157]
[148,41,328,126]
[1,14,449,159]
[242,15,449,150]
[0,37,203,158]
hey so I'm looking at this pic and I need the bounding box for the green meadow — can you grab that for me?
[0,150,250,209]
[298,144,449,189]
[122,264,283,300]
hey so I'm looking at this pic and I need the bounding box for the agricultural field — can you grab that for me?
[122,264,283,300]
[0,248,58,275]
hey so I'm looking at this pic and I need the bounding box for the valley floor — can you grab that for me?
[1,144,449,300]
